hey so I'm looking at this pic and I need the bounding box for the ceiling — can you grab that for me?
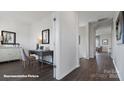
[78,11,115,26]
[0,11,115,26]
[96,25,112,36]
[0,11,52,24]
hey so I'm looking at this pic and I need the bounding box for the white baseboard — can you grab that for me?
[56,65,78,80]
[112,59,122,81]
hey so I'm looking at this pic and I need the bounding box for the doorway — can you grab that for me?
[95,19,112,56]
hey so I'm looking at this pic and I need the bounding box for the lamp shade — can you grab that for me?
[0,36,3,42]
[37,36,42,44]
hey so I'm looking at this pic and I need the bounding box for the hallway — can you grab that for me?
[62,53,119,81]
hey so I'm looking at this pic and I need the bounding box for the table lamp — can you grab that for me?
[36,36,42,50]
[0,36,3,46]
[0,36,2,42]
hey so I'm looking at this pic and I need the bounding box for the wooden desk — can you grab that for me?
[29,50,53,64]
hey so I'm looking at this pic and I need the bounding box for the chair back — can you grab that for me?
[20,48,28,62]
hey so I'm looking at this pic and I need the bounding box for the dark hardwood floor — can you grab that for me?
[0,61,55,81]
[62,53,119,81]
[0,53,119,81]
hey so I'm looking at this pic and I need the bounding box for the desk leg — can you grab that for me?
[38,55,41,63]
[52,55,53,64]
[42,55,44,64]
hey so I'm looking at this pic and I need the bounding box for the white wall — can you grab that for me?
[29,13,54,62]
[89,22,96,58]
[96,25,112,35]
[79,26,85,58]
[79,22,96,59]
[29,14,53,50]
[0,18,31,50]
[0,13,54,61]
[79,25,89,59]
[96,36,100,47]
[112,11,124,80]
[55,12,79,80]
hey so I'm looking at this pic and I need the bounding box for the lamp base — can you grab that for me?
[36,43,39,50]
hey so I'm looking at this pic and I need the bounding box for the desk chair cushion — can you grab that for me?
[27,56,36,62]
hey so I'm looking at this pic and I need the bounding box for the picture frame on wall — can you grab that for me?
[116,11,124,44]
[102,39,108,45]
[1,31,16,45]
[42,29,50,44]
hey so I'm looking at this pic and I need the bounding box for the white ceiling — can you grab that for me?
[0,11,52,24]
[0,11,115,26]
[78,11,115,26]
[96,25,112,36]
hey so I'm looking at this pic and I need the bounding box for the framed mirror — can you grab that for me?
[116,11,124,44]
[1,31,16,45]
[42,29,50,44]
